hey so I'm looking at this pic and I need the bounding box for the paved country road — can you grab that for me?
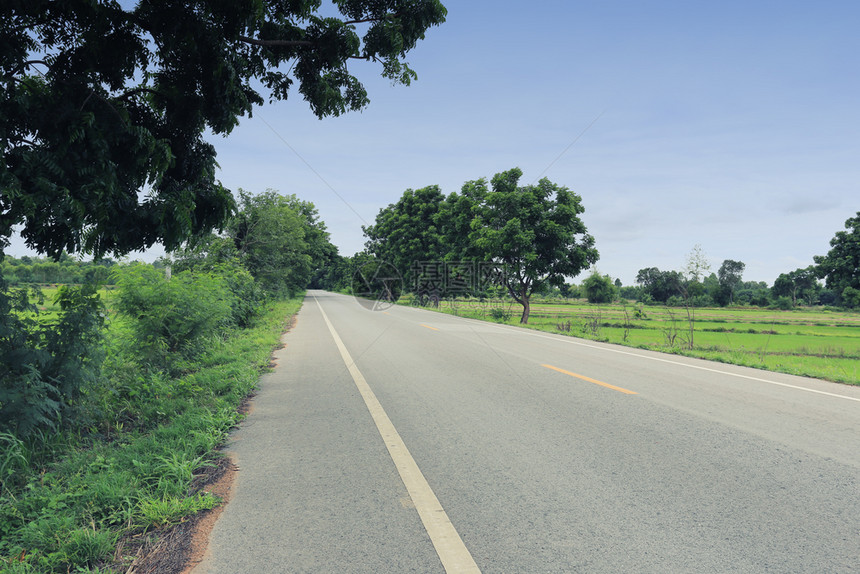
[194,290,860,573]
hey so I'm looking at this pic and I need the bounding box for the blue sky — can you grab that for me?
[10,1,859,285]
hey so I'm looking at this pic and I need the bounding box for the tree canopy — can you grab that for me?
[0,0,447,259]
[363,168,599,323]
[814,212,860,307]
[717,259,745,305]
[362,185,447,287]
[470,168,598,323]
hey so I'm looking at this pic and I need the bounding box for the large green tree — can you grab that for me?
[1,0,447,259]
[229,189,312,296]
[814,212,860,307]
[362,185,447,289]
[470,168,598,323]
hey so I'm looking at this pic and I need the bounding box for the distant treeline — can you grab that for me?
[1,254,118,285]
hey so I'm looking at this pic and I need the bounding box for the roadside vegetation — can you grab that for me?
[0,191,344,572]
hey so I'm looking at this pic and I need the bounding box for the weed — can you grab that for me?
[135,492,219,529]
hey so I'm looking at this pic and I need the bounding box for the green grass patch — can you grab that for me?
[0,295,303,573]
[415,297,860,386]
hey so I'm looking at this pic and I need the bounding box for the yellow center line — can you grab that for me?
[542,364,638,395]
[421,324,440,331]
[382,311,391,315]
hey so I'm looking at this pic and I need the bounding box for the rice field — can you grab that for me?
[419,297,860,386]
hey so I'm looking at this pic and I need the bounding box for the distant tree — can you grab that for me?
[229,190,311,297]
[718,260,745,305]
[1,1,447,260]
[772,266,819,307]
[683,244,711,282]
[618,285,642,301]
[636,267,684,303]
[559,283,579,299]
[583,272,616,304]
[470,168,598,323]
[814,212,860,307]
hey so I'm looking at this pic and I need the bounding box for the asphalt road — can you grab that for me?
[195,290,860,573]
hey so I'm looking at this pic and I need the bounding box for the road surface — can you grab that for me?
[195,290,860,573]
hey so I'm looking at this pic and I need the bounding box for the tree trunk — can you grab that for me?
[520,297,530,324]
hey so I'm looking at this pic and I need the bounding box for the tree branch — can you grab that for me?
[343,17,383,25]
[343,12,400,25]
[238,35,313,47]
[118,86,162,101]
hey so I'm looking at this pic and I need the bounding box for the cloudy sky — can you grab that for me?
[11,1,859,285]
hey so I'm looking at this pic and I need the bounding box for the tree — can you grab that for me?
[683,244,711,282]
[772,266,819,307]
[362,185,448,292]
[635,267,684,303]
[470,168,598,323]
[1,0,447,260]
[718,259,745,305]
[814,212,860,307]
[229,190,312,297]
[437,178,489,261]
[583,272,616,304]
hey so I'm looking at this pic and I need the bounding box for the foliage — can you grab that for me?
[169,234,264,327]
[362,169,598,321]
[113,264,233,371]
[229,190,313,297]
[469,168,598,323]
[772,266,819,306]
[718,259,745,305]
[1,254,117,286]
[635,267,684,303]
[0,293,302,572]
[814,212,860,307]
[583,272,616,304]
[363,185,448,287]
[0,278,104,437]
[1,1,447,259]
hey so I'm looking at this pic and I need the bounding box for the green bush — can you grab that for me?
[841,286,860,309]
[113,265,233,371]
[0,283,104,436]
[771,296,794,310]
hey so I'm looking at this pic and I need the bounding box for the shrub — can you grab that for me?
[771,296,794,310]
[113,265,233,371]
[841,286,860,309]
[583,272,616,304]
[0,282,104,436]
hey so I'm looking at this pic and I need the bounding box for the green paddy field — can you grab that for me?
[417,297,860,386]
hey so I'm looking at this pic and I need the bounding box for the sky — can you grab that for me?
[9,1,860,285]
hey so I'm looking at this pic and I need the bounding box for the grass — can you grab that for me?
[409,296,860,386]
[0,295,304,573]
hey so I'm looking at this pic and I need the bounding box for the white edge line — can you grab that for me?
[314,296,481,574]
